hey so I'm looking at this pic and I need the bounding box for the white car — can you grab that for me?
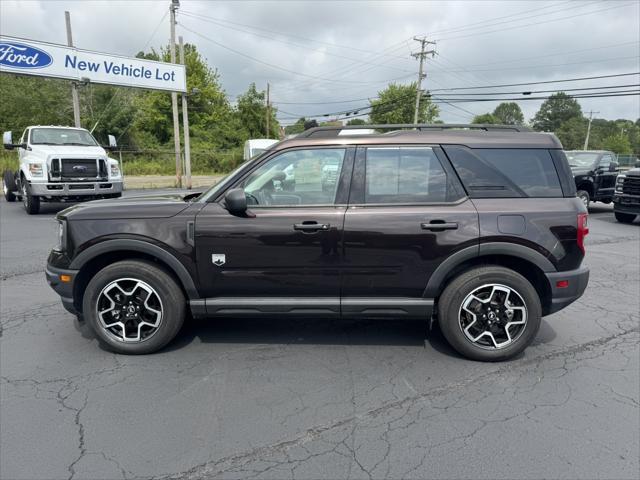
[2,126,123,214]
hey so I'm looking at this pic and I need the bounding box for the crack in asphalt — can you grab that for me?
[151,327,639,480]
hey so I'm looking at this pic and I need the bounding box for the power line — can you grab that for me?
[430,72,640,92]
[437,2,637,42]
[180,22,415,86]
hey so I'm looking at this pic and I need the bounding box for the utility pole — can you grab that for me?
[583,110,599,150]
[179,36,191,190]
[411,36,436,125]
[65,11,81,128]
[265,82,270,137]
[169,0,182,188]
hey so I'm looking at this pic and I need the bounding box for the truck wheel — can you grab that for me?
[82,260,186,354]
[21,181,40,214]
[2,170,17,202]
[437,266,542,362]
[615,211,636,224]
[576,190,590,208]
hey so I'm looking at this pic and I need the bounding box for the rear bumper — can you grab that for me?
[545,266,589,315]
[45,265,79,315]
[29,180,123,197]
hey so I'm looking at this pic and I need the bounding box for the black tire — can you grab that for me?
[437,266,542,362]
[82,260,186,354]
[576,190,590,208]
[615,211,637,224]
[3,170,17,202]
[21,180,40,214]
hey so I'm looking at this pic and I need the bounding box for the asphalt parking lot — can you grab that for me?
[1,193,638,480]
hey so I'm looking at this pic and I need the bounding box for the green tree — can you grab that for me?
[602,133,632,154]
[346,118,367,125]
[284,118,307,135]
[236,83,279,139]
[532,92,582,132]
[556,116,588,150]
[369,83,439,124]
[492,102,524,125]
[472,113,498,124]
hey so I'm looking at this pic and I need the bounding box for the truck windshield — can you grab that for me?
[565,151,600,168]
[30,128,99,146]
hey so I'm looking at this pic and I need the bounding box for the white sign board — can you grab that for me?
[0,36,186,92]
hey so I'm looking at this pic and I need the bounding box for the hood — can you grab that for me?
[624,167,640,177]
[58,192,202,221]
[570,167,593,176]
[30,145,107,157]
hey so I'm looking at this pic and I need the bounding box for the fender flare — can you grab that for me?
[70,239,199,299]
[423,242,555,298]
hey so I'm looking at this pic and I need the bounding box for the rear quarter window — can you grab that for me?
[443,146,563,198]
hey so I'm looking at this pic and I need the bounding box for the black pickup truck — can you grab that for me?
[565,150,619,207]
[613,165,640,223]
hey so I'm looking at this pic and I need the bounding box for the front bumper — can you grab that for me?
[613,194,640,215]
[545,266,589,315]
[45,265,79,315]
[30,180,123,197]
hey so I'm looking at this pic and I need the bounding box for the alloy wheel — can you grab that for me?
[458,283,527,350]
[96,278,163,343]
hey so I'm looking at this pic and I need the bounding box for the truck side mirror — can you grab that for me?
[609,162,618,172]
[3,131,13,150]
[224,188,248,216]
[108,134,117,148]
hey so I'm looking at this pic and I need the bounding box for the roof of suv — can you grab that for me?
[272,124,562,151]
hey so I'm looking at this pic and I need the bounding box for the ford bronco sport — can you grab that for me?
[46,124,589,361]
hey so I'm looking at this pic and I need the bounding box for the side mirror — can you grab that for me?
[3,131,13,150]
[609,162,618,172]
[224,188,247,215]
[108,134,117,149]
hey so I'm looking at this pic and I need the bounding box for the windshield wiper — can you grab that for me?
[62,142,92,146]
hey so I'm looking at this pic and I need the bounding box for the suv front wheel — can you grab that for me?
[438,266,542,361]
[83,260,186,354]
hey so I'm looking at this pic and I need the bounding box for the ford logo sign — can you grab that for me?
[72,165,88,173]
[0,42,53,69]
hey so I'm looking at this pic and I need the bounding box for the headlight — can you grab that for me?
[29,163,44,177]
[54,219,67,252]
[109,163,121,177]
[616,175,625,184]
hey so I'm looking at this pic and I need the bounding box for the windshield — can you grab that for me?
[251,148,266,158]
[30,128,99,146]
[198,159,254,202]
[565,151,599,168]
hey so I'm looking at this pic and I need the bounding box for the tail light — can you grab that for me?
[577,213,589,254]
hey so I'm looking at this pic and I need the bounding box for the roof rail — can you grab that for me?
[297,123,532,138]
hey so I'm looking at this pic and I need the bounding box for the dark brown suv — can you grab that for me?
[46,124,589,361]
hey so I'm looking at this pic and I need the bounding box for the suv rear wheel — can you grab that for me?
[438,266,542,361]
[83,260,186,354]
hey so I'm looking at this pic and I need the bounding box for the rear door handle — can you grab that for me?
[421,221,458,231]
[294,222,330,232]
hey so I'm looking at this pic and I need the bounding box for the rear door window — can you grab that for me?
[443,146,563,198]
[364,147,463,204]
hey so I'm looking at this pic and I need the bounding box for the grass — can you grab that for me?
[0,148,243,177]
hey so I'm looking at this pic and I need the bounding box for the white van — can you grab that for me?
[244,139,278,161]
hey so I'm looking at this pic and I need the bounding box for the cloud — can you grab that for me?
[1,0,639,124]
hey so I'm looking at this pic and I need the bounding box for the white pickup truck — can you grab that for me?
[2,125,123,214]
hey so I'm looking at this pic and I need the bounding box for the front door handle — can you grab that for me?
[421,221,458,231]
[294,222,330,232]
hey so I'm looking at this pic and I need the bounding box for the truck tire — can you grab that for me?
[437,266,542,362]
[21,181,40,214]
[82,259,186,354]
[615,211,636,224]
[3,170,17,202]
[576,190,590,208]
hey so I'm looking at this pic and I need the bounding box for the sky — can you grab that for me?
[1,0,639,126]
